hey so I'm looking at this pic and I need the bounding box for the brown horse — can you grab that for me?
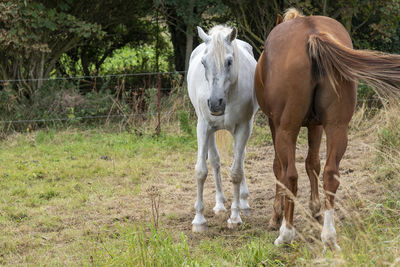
[255,8,400,249]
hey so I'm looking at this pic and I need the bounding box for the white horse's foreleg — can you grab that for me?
[239,173,250,214]
[208,132,227,215]
[228,123,251,228]
[192,119,210,232]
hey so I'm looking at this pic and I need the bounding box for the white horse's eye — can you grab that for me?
[201,59,206,67]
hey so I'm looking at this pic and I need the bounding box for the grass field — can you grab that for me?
[0,107,399,266]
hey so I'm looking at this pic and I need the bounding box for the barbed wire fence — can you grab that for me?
[0,71,192,135]
[0,71,381,135]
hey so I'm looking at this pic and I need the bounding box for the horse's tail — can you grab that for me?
[308,32,400,99]
[283,8,304,22]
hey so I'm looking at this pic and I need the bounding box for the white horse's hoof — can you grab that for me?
[227,217,242,229]
[213,204,227,216]
[227,221,241,229]
[192,223,207,233]
[239,200,250,215]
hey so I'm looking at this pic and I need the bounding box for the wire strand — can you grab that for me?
[0,112,175,124]
[0,71,186,83]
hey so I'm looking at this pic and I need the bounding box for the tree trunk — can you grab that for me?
[165,7,187,72]
[184,0,194,75]
[38,52,45,90]
[343,7,353,32]
[323,0,327,16]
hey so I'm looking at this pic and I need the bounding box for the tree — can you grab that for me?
[158,0,229,72]
[57,0,156,78]
[0,0,103,96]
[223,0,286,58]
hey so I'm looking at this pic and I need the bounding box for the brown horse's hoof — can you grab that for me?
[315,215,323,225]
[268,218,281,231]
[192,223,207,233]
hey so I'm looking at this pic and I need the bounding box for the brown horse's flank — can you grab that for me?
[255,9,400,247]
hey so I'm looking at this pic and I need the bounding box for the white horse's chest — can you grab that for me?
[197,98,242,132]
[207,115,235,132]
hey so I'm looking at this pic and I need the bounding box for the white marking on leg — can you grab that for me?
[321,209,341,250]
[274,218,296,246]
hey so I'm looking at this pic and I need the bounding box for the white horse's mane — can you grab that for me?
[208,25,239,72]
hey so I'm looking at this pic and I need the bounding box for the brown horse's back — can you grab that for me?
[255,16,355,127]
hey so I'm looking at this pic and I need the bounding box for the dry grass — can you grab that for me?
[0,105,399,266]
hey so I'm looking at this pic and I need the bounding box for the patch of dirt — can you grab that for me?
[129,130,385,245]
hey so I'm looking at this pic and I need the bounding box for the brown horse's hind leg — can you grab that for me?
[306,125,323,223]
[273,124,300,246]
[321,124,348,250]
[268,119,284,230]
[323,124,347,209]
[269,158,284,230]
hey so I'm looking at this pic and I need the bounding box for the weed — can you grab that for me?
[146,186,161,229]
[178,110,194,136]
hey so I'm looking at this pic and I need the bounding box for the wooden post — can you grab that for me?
[155,7,161,135]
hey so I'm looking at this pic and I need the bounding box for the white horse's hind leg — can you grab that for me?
[208,133,227,215]
[192,119,210,233]
[238,123,252,215]
[228,123,251,229]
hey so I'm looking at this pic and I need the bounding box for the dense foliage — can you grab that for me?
[0,0,398,125]
[1,0,398,78]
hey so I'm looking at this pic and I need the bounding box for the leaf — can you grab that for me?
[44,20,57,31]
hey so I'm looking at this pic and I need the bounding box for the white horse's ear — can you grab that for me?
[197,26,211,43]
[225,27,237,43]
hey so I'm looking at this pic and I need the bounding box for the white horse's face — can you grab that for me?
[198,26,237,116]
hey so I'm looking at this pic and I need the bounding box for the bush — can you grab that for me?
[0,79,130,131]
[178,110,194,136]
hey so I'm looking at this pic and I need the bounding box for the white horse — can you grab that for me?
[187,25,258,232]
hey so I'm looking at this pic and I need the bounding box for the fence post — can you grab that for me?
[155,6,161,135]
[156,76,161,135]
